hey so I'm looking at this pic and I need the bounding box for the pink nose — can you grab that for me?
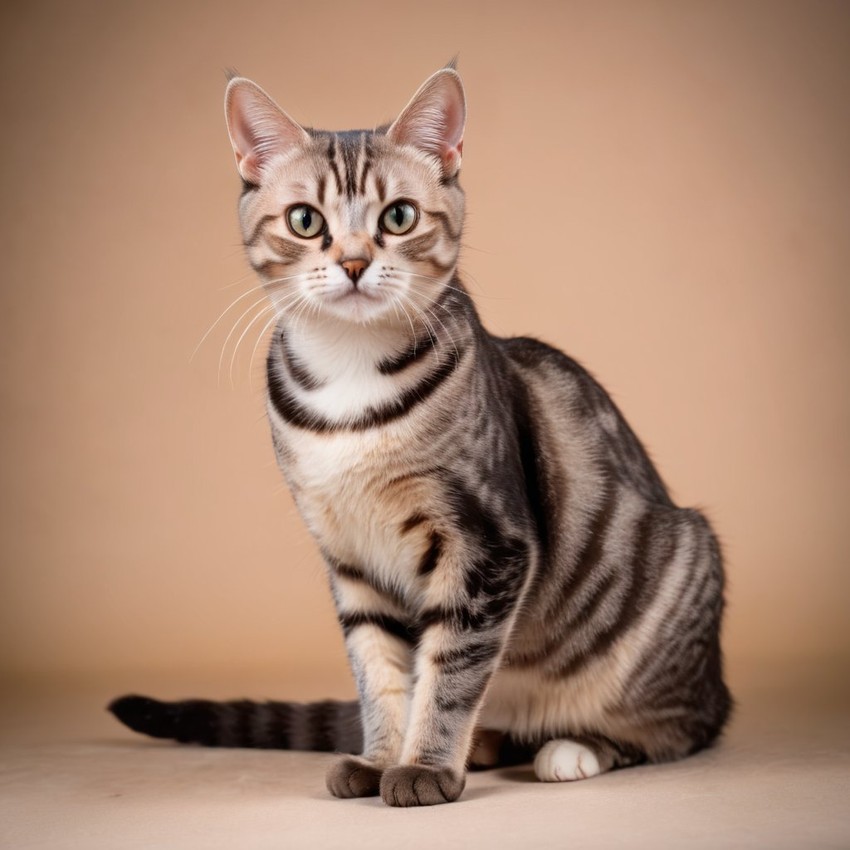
[341,258,369,284]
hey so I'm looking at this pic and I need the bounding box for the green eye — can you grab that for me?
[381,201,418,235]
[287,205,324,239]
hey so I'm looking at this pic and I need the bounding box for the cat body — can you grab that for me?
[110,68,730,806]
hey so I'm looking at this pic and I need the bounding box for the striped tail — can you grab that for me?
[108,694,363,752]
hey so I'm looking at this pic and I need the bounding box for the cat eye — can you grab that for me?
[287,205,325,239]
[380,201,418,236]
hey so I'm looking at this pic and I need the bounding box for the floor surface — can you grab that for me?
[1,663,848,849]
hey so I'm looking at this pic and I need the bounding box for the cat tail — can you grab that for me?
[108,694,363,752]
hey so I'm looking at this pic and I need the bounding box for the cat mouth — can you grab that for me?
[326,286,384,305]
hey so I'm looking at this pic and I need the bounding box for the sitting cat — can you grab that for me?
[110,66,731,807]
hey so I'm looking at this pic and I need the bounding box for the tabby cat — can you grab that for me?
[110,66,731,807]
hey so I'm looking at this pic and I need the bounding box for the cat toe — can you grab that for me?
[326,755,382,798]
[380,764,465,807]
[533,739,602,782]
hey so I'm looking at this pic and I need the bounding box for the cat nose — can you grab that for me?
[341,258,369,285]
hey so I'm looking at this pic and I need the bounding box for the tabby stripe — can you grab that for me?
[317,174,326,206]
[328,559,407,608]
[505,491,622,667]
[400,512,429,533]
[514,383,553,555]
[433,640,500,674]
[555,510,671,678]
[417,532,443,576]
[396,228,439,262]
[375,173,387,203]
[561,572,618,633]
[419,603,508,633]
[425,209,461,241]
[341,137,359,197]
[265,701,293,748]
[265,233,308,262]
[423,253,457,275]
[246,213,279,247]
[268,346,464,433]
[434,674,490,713]
[627,534,710,694]
[327,137,343,195]
[358,146,372,195]
[545,488,618,618]
[224,699,252,747]
[280,333,323,390]
[339,611,417,644]
[251,259,286,275]
[377,333,437,374]
[305,700,337,751]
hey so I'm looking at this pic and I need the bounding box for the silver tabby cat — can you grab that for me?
[110,67,731,807]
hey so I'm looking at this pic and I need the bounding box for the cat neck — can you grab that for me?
[282,314,421,385]
[267,285,477,429]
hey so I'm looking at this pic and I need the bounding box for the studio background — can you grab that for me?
[1,0,848,701]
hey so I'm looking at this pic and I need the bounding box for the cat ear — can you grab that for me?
[387,69,466,175]
[224,78,310,184]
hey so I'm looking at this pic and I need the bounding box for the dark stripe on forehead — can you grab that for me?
[375,173,387,203]
[327,136,343,195]
[317,174,326,206]
[359,136,373,195]
[340,136,359,198]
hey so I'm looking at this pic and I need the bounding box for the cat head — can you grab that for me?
[225,68,466,327]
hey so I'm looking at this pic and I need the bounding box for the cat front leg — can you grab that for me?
[324,562,414,798]
[380,540,531,807]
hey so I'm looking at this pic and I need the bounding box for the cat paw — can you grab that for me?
[326,755,382,798]
[380,764,465,807]
[533,739,601,782]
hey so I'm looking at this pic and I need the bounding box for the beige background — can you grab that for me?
[1,0,848,694]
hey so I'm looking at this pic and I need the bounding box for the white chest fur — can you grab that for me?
[267,318,445,594]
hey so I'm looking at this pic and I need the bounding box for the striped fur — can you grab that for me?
[110,68,731,807]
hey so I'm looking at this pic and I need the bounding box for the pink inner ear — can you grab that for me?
[225,79,308,184]
[388,70,466,171]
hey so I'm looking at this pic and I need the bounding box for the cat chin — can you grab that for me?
[315,293,398,326]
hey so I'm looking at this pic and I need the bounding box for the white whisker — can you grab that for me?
[229,303,277,388]
[191,271,310,362]
[249,311,285,390]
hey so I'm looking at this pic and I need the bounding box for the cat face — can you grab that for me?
[225,70,466,327]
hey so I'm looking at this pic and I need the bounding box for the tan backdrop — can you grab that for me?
[1,0,848,690]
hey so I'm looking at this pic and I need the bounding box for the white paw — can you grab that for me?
[533,739,601,782]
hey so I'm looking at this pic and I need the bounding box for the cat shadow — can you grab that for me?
[495,765,538,783]
[87,739,517,803]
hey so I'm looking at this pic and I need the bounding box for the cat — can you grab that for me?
[109,66,731,807]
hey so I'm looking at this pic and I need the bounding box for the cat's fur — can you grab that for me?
[110,67,731,806]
